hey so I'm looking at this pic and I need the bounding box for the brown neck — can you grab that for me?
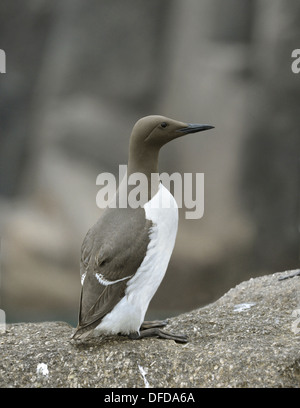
[127,143,160,200]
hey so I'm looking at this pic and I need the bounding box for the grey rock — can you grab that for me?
[1,271,299,388]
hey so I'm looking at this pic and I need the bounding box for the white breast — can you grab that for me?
[95,183,178,335]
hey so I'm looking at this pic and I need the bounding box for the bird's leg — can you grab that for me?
[129,328,188,344]
[140,320,168,330]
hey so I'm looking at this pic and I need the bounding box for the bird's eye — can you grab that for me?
[160,122,168,128]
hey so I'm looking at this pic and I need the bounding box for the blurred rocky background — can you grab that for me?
[0,0,299,325]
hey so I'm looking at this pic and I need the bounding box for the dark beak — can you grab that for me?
[177,124,214,134]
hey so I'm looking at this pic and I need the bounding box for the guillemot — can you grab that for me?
[72,115,214,343]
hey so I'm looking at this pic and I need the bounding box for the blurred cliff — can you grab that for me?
[0,0,299,324]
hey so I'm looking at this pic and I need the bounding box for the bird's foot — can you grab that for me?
[140,319,169,330]
[129,328,188,344]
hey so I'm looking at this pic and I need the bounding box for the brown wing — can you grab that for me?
[73,206,152,338]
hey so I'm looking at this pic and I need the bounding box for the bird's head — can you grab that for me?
[130,115,214,150]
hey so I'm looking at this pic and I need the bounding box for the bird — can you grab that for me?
[72,115,214,343]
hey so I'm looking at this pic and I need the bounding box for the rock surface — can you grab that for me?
[1,271,300,388]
